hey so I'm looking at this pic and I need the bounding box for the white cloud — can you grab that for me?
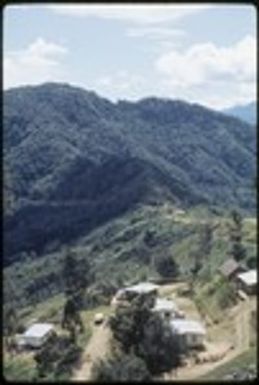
[155,35,256,108]
[94,71,146,100]
[48,4,210,25]
[127,26,185,40]
[4,38,68,89]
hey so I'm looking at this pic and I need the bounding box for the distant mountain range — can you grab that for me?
[4,83,256,263]
[222,102,256,125]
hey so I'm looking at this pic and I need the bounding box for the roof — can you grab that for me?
[123,282,159,294]
[24,323,54,338]
[219,258,241,277]
[170,319,206,335]
[152,298,178,312]
[237,270,257,286]
[174,209,185,215]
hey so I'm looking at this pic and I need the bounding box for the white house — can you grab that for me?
[236,269,257,295]
[152,298,181,319]
[170,319,206,352]
[18,323,55,348]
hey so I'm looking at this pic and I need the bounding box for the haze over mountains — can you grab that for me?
[4,83,256,263]
[222,102,256,125]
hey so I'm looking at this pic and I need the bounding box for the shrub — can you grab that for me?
[110,294,180,375]
[91,352,151,382]
[154,254,179,278]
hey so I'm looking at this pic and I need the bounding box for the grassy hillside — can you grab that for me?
[4,202,256,312]
[199,347,257,380]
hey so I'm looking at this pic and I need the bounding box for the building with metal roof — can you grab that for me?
[236,269,257,295]
[152,298,181,319]
[170,319,206,352]
[218,258,246,279]
[19,323,55,348]
[124,282,159,294]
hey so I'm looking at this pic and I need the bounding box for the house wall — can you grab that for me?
[237,279,256,295]
[185,333,204,348]
[176,333,204,353]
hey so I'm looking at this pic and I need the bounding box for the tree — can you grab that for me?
[199,223,213,257]
[91,352,151,382]
[137,314,180,375]
[34,334,82,379]
[62,297,84,343]
[110,294,180,375]
[3,163,16,216]
[155,254,179,278]
[109,294,152,353]
[3,305,18,354]
[229,210,246,261]
[247,255,256,269]
[62,247,91,300]
[61,247,92,339]
[3,278,24,353]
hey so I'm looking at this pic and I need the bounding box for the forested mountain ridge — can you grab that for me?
[4,83,256,263]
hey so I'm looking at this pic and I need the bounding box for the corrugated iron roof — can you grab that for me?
[170,319,206,335]
[24,323,54,338]
[123,282,159,294]
[152,298,178,312]
[237,270,257,286]
[219,258,241,277]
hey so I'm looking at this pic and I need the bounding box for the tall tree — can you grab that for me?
[137,314,180,375]
[3,163,16,216]
[61,247,91,339]
[199,223,213,257]
[62,247,90,299]
[229,210,246,261]
[110,294,180,375]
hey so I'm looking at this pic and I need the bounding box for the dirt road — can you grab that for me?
[162,293,255,381]
[73,324,111,381]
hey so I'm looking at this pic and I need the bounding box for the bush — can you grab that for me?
[154,254,179,278]
[137,314,180,375]
[110,294,180,375]
[216,281,237,309]
[91,352,151,382]
[34,334,82,379]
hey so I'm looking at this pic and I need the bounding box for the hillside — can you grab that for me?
[4,203,257,310]
[4,83,256,263]
[222,102,256,125]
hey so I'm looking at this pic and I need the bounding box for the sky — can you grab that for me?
[3,3,257,109]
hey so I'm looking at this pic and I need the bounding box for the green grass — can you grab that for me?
[3,353,37,382]
[5,204,257,315]
[193,275,237,323]
[19,293,65,327]
[199,347,257,380]
[4,303,111,382]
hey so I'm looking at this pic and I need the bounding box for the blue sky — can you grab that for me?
[4,3,256,109]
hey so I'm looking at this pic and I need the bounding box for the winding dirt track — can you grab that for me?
[73,292,255,382]
[163,296,255,381]
[73,324,111,381]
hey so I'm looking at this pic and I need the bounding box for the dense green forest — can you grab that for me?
[4,83,256,264]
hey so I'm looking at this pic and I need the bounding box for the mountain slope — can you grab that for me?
[4,83,256,262]
[222,102,256,125]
